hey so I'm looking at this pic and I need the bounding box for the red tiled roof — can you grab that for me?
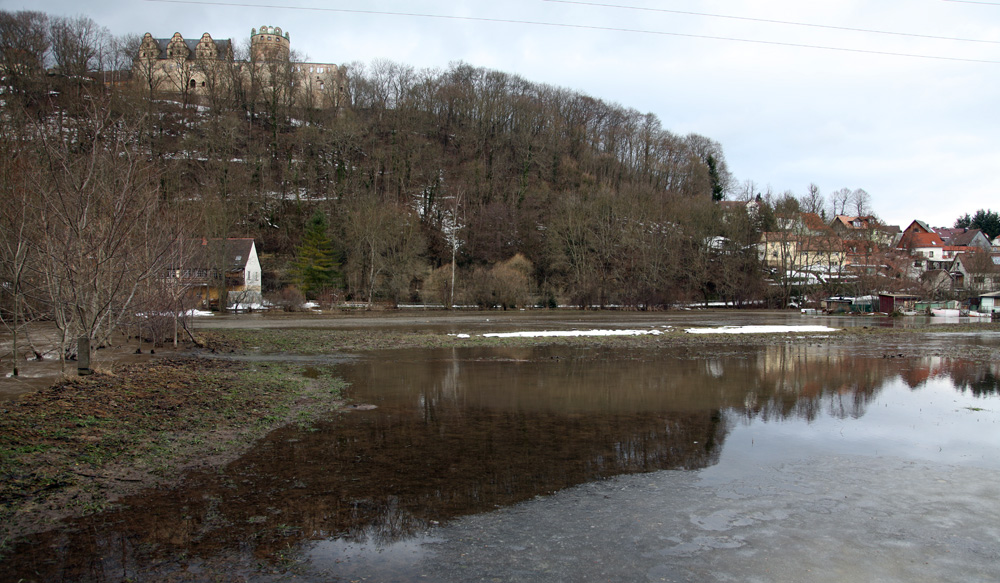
[800,213,828,232]
[899,232,945,250]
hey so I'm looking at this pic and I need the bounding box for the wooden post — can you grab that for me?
[77,337,92,376]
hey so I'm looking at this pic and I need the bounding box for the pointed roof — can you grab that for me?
[799,212,828,233]
[170,238,256,271]
[950,229,988,247]
[149,33,232,61]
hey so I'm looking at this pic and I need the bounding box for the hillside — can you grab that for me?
[2,10,787,359]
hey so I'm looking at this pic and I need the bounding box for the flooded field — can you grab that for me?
[3,320,1000,582]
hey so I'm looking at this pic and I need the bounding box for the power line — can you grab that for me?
[143,0,1000,65]
[543,0,1000,45]
[944,0,1000,5]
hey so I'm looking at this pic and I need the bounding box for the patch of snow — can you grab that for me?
[482,329,663,338]
[685,325,838,334]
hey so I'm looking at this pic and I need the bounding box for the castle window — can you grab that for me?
[190,78,197,88]
[318,67,324,73]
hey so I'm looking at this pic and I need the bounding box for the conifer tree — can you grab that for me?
[293,211,340,298]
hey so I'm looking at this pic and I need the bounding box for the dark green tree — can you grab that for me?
[293,211,341,298]
[955,209,1000,240]
[706,154,724,202]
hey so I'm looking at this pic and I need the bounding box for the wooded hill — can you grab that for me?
[2,10,780,342]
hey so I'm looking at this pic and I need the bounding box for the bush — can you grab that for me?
[265,286,306,312]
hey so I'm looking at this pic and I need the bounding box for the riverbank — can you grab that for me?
[0,356,347,548]
[2,317,998,554]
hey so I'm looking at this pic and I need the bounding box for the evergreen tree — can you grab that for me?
[971,209,1000,240]
[293,211,340,298]
[955,209,1000,240]
[706,155,725,202]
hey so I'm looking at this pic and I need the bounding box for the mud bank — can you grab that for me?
[0,358,347,544]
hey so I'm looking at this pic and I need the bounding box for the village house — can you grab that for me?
[977,291,1000,314]
[758,231,847,284]
[165,238,262,310]
[831,215,900,248]
[936,228,993,252]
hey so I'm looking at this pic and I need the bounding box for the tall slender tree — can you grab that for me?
[293,211,340,298]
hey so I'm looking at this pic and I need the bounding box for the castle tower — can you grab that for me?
[250,25,290,61]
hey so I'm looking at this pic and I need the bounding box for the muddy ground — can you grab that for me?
[0,355,348,547]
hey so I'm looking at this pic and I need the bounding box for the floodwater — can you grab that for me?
[4,337,1000,582]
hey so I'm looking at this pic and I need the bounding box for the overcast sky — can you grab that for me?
[10,0,1000,229]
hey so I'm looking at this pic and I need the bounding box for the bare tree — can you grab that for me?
[829,187,852,217]
[0,10,50,102]
[799,183,825,218]
[342,197,426,306]
[850,188,872,217]
[0,108,40,375]
[31,102,168,370]
[48,14,106,77]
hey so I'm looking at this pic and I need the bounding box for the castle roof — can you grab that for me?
[150,35,232,60]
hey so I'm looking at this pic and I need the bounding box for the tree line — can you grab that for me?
[2,9,892,367]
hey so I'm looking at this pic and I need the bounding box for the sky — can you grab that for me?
[9,0,1000,230]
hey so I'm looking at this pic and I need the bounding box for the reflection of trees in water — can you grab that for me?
[4,399,727,581]
[883,356,998,397]
[7,344,992,580]
[936,359,1000,397]
[736,344,891,423]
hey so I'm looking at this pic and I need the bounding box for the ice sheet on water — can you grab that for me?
[685,325,837,334]
[481,329,665,338]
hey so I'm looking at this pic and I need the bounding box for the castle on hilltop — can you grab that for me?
[135,25,346,108]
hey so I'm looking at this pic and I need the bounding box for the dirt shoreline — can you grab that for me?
[0,355,348,547]
[2,317,998,552]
